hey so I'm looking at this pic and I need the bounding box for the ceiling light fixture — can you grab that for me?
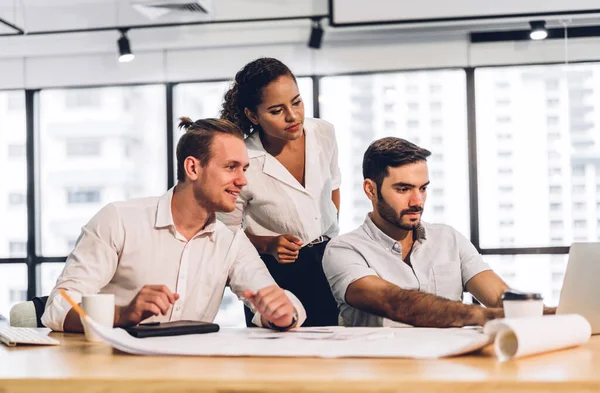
[308,18,324,49]
[530,20,548,40]
[117,29,135,63]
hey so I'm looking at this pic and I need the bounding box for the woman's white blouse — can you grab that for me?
[218,118,341,245]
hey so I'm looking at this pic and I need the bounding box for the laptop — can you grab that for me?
[556,243,600,335]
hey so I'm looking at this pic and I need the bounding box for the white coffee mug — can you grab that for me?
[81,294,115,342]
[502,289,543,319]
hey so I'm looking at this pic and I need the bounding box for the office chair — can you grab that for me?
[9,296,48,328]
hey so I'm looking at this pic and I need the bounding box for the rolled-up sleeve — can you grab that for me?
[227,230,306,328]
[455,230,492,286]
[323,240,378,307]
[41,203,123,331]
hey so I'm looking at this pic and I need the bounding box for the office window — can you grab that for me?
[66,188,102,204]
[430,102,442,111]
[407,102,419,111]
[0,264,27,319]
[7,144,25,158]
[39,86,167,257]
[486,254,568,306]
[8,192,26,206]
[406,120,419,128]
[0,91,27,258]
[8,241,27,258]
[66,138,102,157]
[476,64,600,248]
[430,84,442,94]
[321,70,470,238]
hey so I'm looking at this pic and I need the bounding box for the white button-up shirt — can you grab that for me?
[218,118,341,245]
[42,188,306,331]
[323,214,491,327]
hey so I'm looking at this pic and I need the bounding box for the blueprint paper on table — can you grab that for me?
[85,321,491,359]
[85,314,590,359]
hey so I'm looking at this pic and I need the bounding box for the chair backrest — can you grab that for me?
[9,296,48,328]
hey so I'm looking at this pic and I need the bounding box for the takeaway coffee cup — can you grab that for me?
[502,289,543,318]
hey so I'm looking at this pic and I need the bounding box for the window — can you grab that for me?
[64,89,102,108]
[7,144,25,158]
[432,136,443,145]
[486,255,567,306]
[499,203,513,210]
[476,64,600,248]
[495,98,510,106]
[430,102,442,111]
[430,85,442,94]
[66,188,102,204]
[66,138,102,157]
[407,102,419,111]
[498,168,513,175]
[573,220,587,229]
[0,265,27,318]
[572,165,585,177]
[546,80,559,91]
[40,86,167,257]
[406,120,419,128]
[384,120,396,130]
[550,203,562,211]
[0,91,27,258]
[497,133,512,140]
[9,241,27,257]
[321,70,469,237]
[8,192,26,206]
[550,220,563,229]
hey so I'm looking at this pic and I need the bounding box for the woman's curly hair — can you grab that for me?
[221,57,296,137]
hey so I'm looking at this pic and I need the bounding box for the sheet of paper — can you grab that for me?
[483,314,591,361]
[85,319,491,359]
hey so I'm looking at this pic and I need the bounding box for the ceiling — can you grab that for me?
[0,0,323,35]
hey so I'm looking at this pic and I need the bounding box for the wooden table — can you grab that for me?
[1,330,599,393]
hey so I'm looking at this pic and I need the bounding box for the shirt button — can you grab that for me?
[393,243,400,250]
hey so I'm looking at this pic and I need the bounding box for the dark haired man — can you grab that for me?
[43,118,305,333]
[323,137,509,328]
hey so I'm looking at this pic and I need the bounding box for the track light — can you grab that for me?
[529,20,548,40]
[117,29,135,63]
[308,18,324,49]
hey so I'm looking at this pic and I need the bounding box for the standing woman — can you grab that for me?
[218,57,341,327]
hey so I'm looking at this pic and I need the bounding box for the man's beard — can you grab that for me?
[376,190,423,231]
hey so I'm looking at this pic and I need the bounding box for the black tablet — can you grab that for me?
[124,320,220,338]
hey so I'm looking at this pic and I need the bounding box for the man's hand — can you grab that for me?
[243,285,296,329]
[268,234,303,264]
[115,285,179,327]
[543,306,557,315]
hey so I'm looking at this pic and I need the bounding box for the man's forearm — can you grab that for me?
[383,287,503,328]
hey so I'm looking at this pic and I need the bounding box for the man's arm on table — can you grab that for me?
[346,275,503,328]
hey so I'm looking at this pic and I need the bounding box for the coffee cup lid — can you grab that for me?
[502,289,543,301]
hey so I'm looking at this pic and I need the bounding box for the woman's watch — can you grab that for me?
[268,309,298,331]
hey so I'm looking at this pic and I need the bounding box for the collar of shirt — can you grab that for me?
[154,187,217,242]
[362,213,427,253]
[245,125,323,197]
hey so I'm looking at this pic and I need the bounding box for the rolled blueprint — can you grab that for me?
[483,314,591,361]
